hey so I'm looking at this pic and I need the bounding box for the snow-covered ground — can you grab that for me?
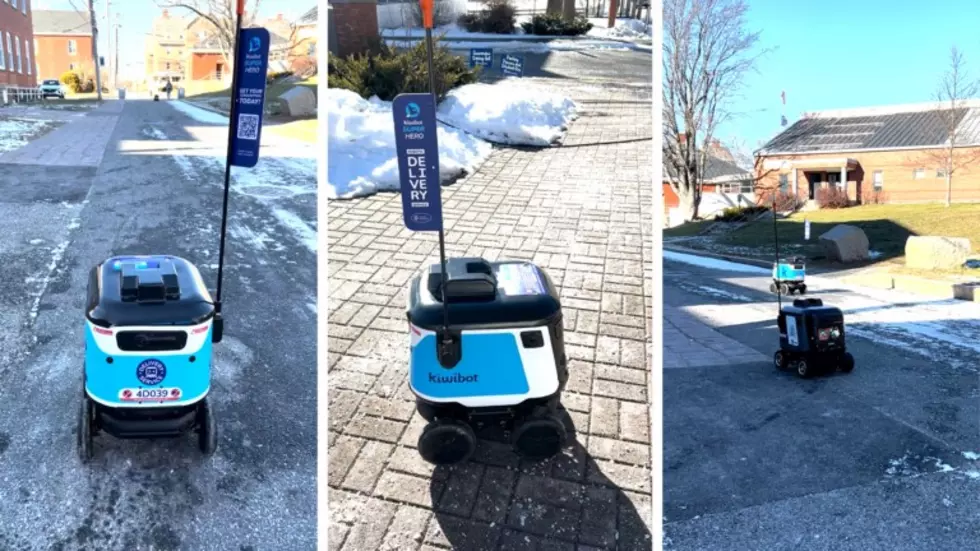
[380,17,652,52]
[439,80,576,146]
[326,81,576,199]
[587,17,652,38]
[0,117,55,153]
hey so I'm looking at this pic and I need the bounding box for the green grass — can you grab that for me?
[697,204,980,264]
[663,220,710,238]
[266,119,316,143]
[186,76,316,102]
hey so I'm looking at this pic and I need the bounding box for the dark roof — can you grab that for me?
[664,154,751,182]
[297,6,317,24]
[761,107,972,154]
[33,10,93,35]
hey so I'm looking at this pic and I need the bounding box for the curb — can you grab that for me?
[381,34,653,52]
[664,244,980,302]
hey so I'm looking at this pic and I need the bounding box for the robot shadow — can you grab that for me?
[428,408,652,550]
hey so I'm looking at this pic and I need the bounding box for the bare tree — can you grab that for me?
[156,0,261,66]
[920,47,980,207]
[663,0,766,221]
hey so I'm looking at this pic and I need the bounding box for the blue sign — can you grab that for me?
[392,93,443,232]
[501,54,524,77]
[229,27,270,168]
[136,359,167,386]
[469,48,493,69]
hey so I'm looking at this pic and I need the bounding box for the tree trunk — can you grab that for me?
[562,0,576,21]
[946,172,952,207]
[546,0,562,15]
[675,185,701,222]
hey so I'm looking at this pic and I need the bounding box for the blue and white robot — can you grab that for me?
[407,257,569,465]
[771,256,807,295]
[79,255,222,461]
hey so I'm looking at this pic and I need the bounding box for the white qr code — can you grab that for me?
[236,113,260,140]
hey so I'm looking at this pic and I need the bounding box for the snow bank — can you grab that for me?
[587,18,653,39]
[326,89,492,199]
[383,38,635,53]
[380,23,528,39]
[438,81,576,146]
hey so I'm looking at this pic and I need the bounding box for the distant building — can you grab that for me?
[146,6,316,83]
[32,10,94,81]
[756,100,980,204]
[0,0,38,88]
[663,154,754,227]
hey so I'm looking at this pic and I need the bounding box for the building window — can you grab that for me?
[873,170,883,190]
[913,168,926,179]
[937,168,948,178]
[11,0,17,9]
[22,0,26,15]
[68,39,77,55]
[24,38,29,75]
[5,33,11,71]
[69,62,75,70]
[307,42,315,56]
[165,62,170,70]
[778,174,788,192]
[14,36,21,73]
[0,33,5,71]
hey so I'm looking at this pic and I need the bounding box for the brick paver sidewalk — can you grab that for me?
[328,82,654,550]
[0,100,121,167]
[663,305,768,368]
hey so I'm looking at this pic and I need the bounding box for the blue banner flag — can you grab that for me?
[392,93,443,232]
[229,27,270,168]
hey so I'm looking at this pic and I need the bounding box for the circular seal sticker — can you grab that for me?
[136,359,166,386]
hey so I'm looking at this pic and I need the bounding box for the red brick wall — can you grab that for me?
[0,0,37,87]
[332,1,379,58]
[663,181,721,209]
[189,52,225,80]
[35,34,94,80]
[758,146,980,204]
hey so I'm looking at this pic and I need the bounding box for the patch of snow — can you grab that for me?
[963,451,980,460]
[438,81,576,146]
[664,250,769,275]
[170,99,229,124]
[587,18,652,39]
[0,117,53,152]
[869,249,883,259]
[271,207,317,254]
[965,470,980,479]
[326,88,492,199]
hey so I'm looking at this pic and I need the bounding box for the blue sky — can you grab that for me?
[718,0,980,152]
[32,0,313,76]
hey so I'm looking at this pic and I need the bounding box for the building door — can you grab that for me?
[215,63,223,80]
[804,172,821,200]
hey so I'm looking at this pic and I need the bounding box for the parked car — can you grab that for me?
[39,79,65,99]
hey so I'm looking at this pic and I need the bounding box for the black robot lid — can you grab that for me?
[408,258,562,330]
[86,255,216,327]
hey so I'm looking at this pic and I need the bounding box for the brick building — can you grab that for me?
[32,9,94,81]
[144,9,188,83]
[663,154,752,227]
[756,100,980,205]
[329,0,379,58]
[0,0,38,88]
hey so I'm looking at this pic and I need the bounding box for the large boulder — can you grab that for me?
[818,224,870,263]
[905,236,971,270]
[279,86,316,117]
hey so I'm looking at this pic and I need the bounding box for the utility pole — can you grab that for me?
[105,0,112,90]
[88,0,103,100]
[114,24,120,90]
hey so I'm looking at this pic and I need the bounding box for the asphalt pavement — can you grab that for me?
[0,98,316,550]
[662,253,980,550]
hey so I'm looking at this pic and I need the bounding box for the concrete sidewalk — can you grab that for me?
[0,100,121,167]
[328,75,654,550]
[663,305,768,368]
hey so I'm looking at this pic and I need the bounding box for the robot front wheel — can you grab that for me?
[197,398,218,456]
[77,397,95,463]
[510,409,567,461]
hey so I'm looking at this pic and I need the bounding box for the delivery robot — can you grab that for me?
[771,256,807,295]
[774,298,854,378]
[78,255,223,461]
[407,257,569,466]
